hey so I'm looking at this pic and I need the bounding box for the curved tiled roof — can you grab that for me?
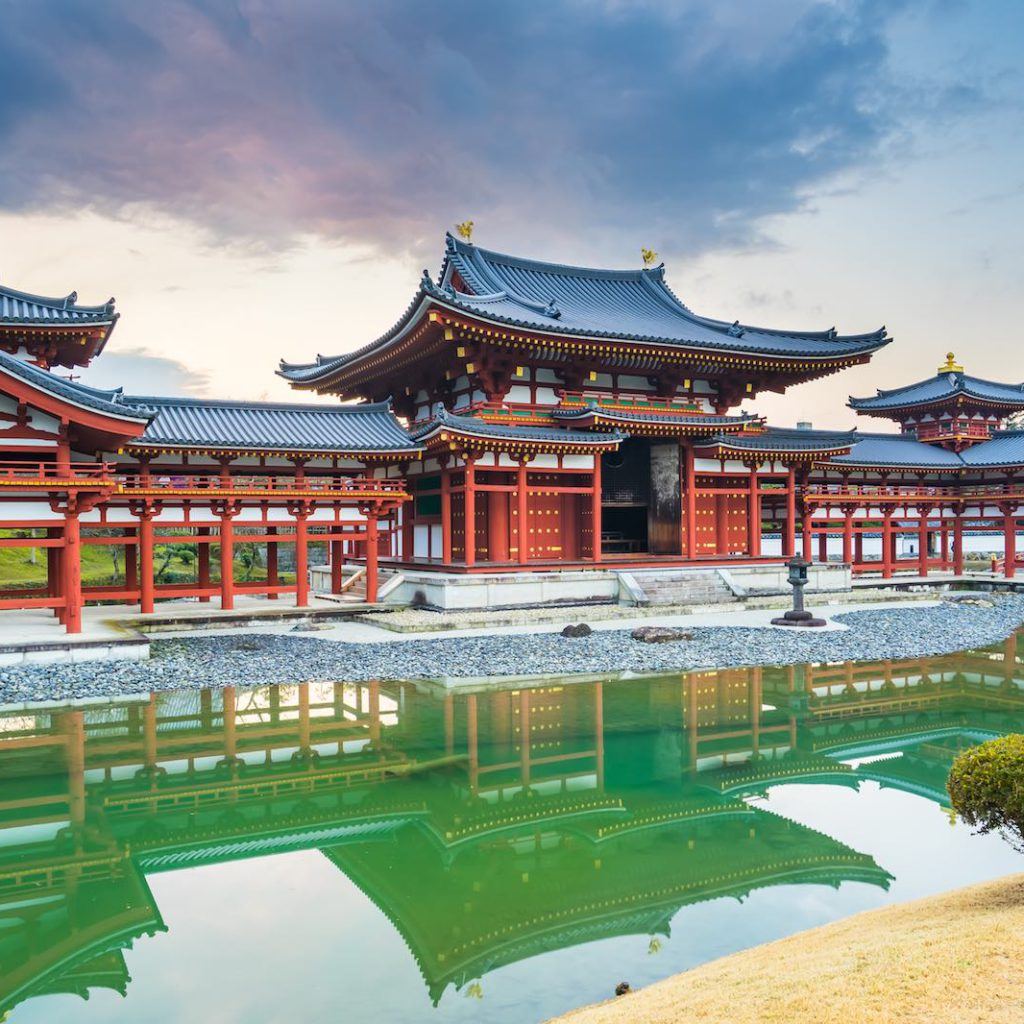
[130,396,422,454]
[280,234,889,386]
[0,350,151,423]
[960,430,1024,468]
[830,433,964,469]
[0,283,117,326]
[849,372,1024,414]
[409,408,625,447]
[696,426,857,453]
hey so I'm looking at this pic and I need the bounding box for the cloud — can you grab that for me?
[0,0,966,260]
[78,347,210,397]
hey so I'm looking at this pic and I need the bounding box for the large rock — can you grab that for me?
[631,626,692,644]
[561,623,593,638]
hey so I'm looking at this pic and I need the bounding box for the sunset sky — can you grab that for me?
[2,0,1022,428]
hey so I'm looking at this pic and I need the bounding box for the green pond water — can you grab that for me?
[2,635,1024,1023]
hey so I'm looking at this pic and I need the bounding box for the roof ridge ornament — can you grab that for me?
[727,320,745,338]
[63,291,77,309]
[455,220,474,243]
[641,247,658,268]
[939,351,964,374]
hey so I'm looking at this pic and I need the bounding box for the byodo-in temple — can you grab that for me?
[5,231,1024,630]
[1,637,1022,1015]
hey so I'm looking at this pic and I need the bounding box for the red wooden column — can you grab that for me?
[440,465,453,565]
[591,453,602,563]
[464,457,476,568]
[364,511,379,602]
[917,510,929,577]
[682,443,697,559]
[517,460,530,564]
[783,466,796,558]
[197,526,211,603]
[881,511,894,578]
[842,509,854,565]
[137,508,157,614]
[940,524,950,569]
[715,492,729,555]
[746,466,761,557]
[1003,507,1017,578]
[219,513,236,610]
[953,511,964,574]
[818,526,828,563]
[289,503,312,607]
[63,512,82,634]
[266,526,279,600]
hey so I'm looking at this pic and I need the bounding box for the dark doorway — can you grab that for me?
[600,438,681,556]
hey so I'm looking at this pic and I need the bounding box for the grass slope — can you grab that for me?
[551,873,1024,1024]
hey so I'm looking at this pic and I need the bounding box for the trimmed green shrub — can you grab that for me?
[948,734,1024,851]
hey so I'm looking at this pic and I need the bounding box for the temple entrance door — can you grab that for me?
[600,439,682,556]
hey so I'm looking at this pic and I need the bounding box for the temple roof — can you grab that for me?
[0,350,151,424]
[830,433,965,469]
[280,234,889,386]
[696,426,857,454]
[960,429,1024,468]
[0,283,117,327]
[849,370,1024,415]
[410,407,626,448]
[128,396,422,455]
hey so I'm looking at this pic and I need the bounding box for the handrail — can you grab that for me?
[0,460,114,481]
[116,473,407,494]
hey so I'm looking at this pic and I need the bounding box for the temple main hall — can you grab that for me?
[3,231,1024,630]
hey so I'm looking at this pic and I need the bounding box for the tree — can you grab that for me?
[948,734,1024,852]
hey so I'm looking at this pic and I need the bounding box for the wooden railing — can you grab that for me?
[116,473,408,496]
[0,460,115,486]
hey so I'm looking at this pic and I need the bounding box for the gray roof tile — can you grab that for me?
[410,408,625,446]
[850,372,1024,413]
[0,283,117,326]
[281,234,889,385]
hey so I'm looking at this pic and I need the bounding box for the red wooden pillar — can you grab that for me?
[365,513,379,602]
[854,531,864,566]
[683,443,697,559]
[882,511,894,578]
[63,513,82,634]
[488,490,510,563]
[953,513,964,575]
[219,515,236,610]
[294,513,310,608]
[918,512,929,577]
[197,525,211,603]
[715,493,729,555]
[517,460,530,563]
[940,525,950,569]
[441,466,452,565]
[125,528,138,593]
[464,458,476,568]
[591,454,603,563]
[1004,509,1016,579]
[746,466,761,557]
[784,467,796,558]
[818,527,828,563]
[139,513,155,613]
[266,526,279,600]
[842,511,854,565]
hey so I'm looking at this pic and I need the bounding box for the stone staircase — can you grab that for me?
[618,569,738,607]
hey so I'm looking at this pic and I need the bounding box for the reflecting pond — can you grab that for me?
[2,634,1024,1023]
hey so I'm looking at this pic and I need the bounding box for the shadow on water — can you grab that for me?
[1,631,1023,1020]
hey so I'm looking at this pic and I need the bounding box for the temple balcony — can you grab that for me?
[0,460,116,491]
[115,472,409,502]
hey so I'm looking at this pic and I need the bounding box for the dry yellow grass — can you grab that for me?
[549,873,1024,1024]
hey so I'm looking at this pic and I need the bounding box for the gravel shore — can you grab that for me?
[3,595,1023,704]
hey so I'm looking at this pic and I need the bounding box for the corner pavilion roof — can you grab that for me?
[0,283,118,328]
[849,369,1024,416]
[127,395,422,456]
[280,233,889,387]
[830,433,969,470]
[0,350,151,425]
[695,426,857,455]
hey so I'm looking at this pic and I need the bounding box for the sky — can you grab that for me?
[1,0,1022,428]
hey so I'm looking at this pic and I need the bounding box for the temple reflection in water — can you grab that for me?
[1,633,1022,1015]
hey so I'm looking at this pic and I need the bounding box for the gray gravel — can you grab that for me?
[3,596,1024,704]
